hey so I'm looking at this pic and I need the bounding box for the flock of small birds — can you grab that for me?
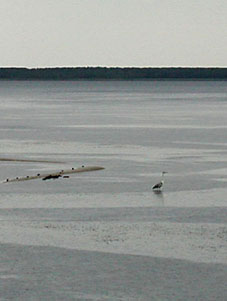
[4,166,86,183]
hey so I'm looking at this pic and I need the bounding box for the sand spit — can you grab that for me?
[0,157,64,163]
[2,166,105,183]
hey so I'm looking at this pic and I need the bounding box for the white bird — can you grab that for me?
[152,171,168,192]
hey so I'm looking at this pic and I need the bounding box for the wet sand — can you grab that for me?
[0,204,226,300]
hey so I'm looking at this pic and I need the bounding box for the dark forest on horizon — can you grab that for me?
[0,67,227,80]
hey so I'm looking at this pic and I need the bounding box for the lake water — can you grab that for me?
[0,80,227,300]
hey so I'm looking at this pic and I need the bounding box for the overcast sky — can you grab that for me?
[0,0,226,67]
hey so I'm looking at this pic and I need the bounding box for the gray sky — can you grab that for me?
[0,0,226,67]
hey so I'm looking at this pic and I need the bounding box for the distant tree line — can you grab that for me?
[0,67,227,80]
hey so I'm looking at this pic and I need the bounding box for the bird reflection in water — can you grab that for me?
[153,189,165,205]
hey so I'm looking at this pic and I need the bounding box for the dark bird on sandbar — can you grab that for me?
[42,174,62,181]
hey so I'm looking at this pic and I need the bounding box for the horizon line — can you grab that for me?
[1,66,227,69]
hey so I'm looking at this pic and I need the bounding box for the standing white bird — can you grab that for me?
[152,171,168,192]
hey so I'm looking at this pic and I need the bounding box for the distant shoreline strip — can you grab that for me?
[0,67,227,80]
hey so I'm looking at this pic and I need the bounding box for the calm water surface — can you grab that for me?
[1,80,227,200]
[0,80,227,300]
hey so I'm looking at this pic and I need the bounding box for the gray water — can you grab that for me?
[0,81,227,300]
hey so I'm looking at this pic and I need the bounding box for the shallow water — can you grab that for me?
[1,80,227,194]
[0,80,227,300]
